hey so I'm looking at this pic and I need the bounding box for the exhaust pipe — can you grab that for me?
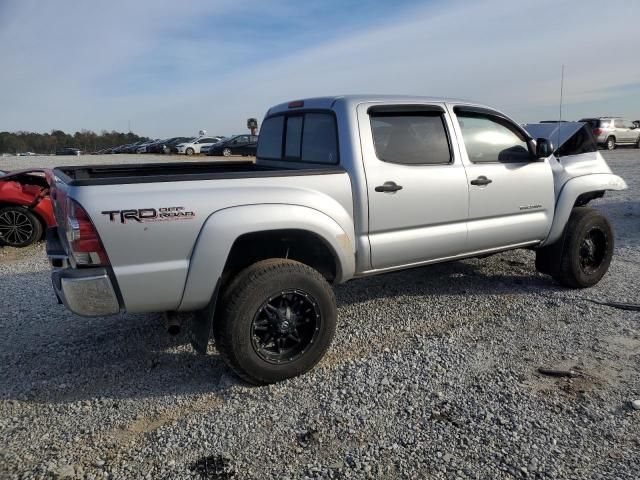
[164,312,183,336]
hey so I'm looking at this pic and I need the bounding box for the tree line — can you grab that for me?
[0,130,149,154]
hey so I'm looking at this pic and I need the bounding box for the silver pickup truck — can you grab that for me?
[46,95,627,384]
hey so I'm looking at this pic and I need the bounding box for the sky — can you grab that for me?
[1,0,639,137]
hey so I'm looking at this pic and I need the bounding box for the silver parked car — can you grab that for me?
[579,117,640,150]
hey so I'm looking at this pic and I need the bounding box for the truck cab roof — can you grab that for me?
[266,94,493,116]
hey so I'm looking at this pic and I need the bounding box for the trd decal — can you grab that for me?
[102,207,195,224]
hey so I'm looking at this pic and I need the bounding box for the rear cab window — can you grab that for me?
[257,112,338,165]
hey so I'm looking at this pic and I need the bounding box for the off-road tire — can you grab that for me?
[552,207,614,288]
[606,136,616,150]
[0,206,43,248]
[185,147,195,156]
[214,259,337,385]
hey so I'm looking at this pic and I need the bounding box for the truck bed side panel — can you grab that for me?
[67,172,353,312]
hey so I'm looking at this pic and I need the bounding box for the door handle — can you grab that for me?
[375,181,403,193]
[470,176,492,186]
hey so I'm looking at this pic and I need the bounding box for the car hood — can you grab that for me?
[523,122,589,153]
[0,168,52,181]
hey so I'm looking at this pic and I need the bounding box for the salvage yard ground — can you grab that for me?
[1,151,638,479]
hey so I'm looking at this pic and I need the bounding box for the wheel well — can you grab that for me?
[222,229,338,284]
[574,190,604,207]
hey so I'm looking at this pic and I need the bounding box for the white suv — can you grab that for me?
[176,137,220,155]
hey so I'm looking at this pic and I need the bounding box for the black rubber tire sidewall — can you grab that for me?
[186,147,194,155]
[0,206,43,248]
[214,259,337,385]
[556,207,614,288]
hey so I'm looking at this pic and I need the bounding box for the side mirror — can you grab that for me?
[535,138,554,159]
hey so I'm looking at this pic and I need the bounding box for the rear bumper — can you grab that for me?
[52,268,121,317]
[46,227,121,317]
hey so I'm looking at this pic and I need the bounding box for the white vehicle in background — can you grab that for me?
[175,137,221,155]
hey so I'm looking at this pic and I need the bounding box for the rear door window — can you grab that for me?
[369,113,451,165]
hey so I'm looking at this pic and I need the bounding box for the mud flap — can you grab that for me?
[189,279,220,355]
[535,230,567,277]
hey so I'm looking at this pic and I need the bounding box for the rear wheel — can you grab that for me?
[635,136,640,149]
[552,207,613,288]
[214,259,337,385]
[0,206,43,248]
[606,136,616,150]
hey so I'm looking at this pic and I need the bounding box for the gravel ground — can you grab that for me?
[1,151,638,480]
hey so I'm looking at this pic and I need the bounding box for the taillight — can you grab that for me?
[593,128,603,136]
[65,199,109,266]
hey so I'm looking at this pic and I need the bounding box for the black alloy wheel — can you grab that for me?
[251,289,321,364]
[578,227,607,275]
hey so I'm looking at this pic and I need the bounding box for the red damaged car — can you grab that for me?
[0,169,55,248]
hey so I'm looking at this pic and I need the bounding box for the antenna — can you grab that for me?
[557,64,564,159]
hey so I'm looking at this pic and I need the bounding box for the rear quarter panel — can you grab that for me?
[67,172,353,313]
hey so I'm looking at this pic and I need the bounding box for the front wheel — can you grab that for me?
[185,147,195,156]
[222,148,232,157]
[214,259,337,384]
[635,137,640,149]
[553,207,614,288]
[0,206,43,248]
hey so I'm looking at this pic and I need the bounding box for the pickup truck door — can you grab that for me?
[450,106,555,252]
[357,103,470,270]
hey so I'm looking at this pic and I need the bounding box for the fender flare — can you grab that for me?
[542,173,627,246]
[178,203,356,311]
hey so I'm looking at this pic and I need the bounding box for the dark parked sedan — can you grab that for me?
[145,137,184,154]
[55,147,81,156]
[207,135,258,157]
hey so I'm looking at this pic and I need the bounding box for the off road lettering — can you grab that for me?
[101,207,195,223]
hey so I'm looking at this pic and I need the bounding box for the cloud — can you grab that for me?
[1,0,639,136]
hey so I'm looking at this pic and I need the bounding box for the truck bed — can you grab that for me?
[54,161,344,186]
